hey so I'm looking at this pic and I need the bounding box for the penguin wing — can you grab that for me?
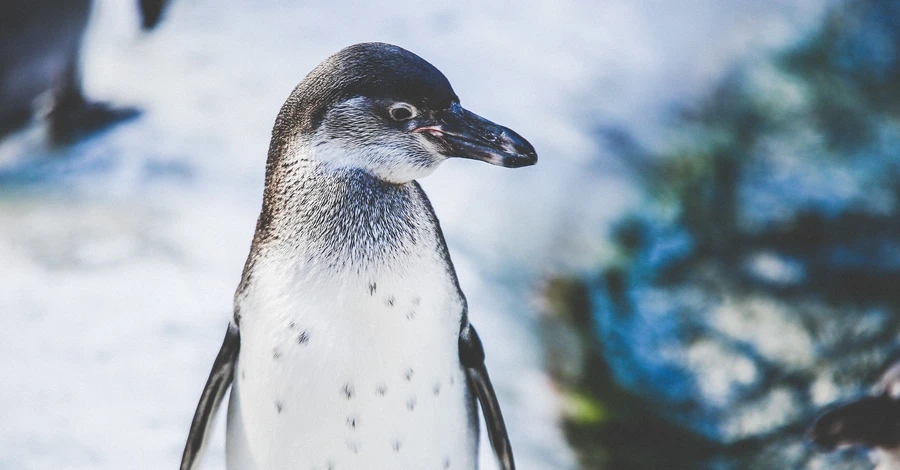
[180,323,240,470]
[459,322,515,470]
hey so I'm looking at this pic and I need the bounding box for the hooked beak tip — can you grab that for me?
[501,151,538,168]
[415,105,539,169]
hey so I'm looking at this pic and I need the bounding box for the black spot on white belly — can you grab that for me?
[346,415,358,429]
[275,400,283,413]
[385,296,395,307]
[449,375,455,386]
[406,308,416,320]
[376,384,387,396]
[444,457,451,468]
[392,440,401,452]
[273,347,282,360]
[433,382,441,396]
[341,383,355,400]
[368,282,377,295]
[298,330,310,345]
[404,368,414,381]
[406,396,417,411]
[288,321,297,329]
[412,296,421,306]
[241,370,246,381]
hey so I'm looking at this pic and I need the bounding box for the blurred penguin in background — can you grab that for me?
[808,361,900,470]
[0,0,170,144]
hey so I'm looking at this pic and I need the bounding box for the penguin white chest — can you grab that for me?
[226,254,476,470]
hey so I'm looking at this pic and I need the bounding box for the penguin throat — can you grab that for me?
[257,163,432,272]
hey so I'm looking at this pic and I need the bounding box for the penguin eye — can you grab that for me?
[389,104,416,121]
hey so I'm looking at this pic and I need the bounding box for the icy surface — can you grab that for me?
[0,0,832,468]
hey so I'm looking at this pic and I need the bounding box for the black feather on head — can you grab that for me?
[275,43,458,139]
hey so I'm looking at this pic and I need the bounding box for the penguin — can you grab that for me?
[180,43,537,470]
[0,0,171,143]
[808,360,900,469]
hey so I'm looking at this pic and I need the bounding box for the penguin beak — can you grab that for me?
[414,103,538,168]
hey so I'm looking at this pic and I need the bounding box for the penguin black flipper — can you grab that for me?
[180,323,240,470]
[459,322,515,470]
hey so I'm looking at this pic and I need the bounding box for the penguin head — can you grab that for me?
[275,42,537,184]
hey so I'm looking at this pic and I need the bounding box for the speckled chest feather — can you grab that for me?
[225,164,477,470]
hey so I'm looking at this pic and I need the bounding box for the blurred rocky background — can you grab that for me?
[540,0,900,468]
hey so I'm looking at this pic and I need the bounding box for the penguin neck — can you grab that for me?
[253,147,432,274]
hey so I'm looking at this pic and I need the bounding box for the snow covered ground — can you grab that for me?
[0,1,833,468]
